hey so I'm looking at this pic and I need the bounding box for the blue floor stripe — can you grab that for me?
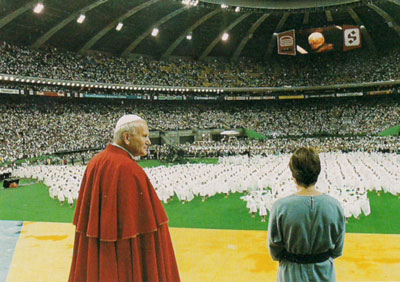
[0,220,23,282]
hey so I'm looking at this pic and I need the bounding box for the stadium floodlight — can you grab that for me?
[26,79,31,83]
[67,82,71,86]
[134,87,137,90]
[10,76,15,81]
[52,81,57,85]
[186,33,192,40]
[235,7,241,12]
[221,3,228,8]
[31,80,36,83]
[116,22,123,31]
[182,0,199,7]
[77,14,86,24]
[62,82,66,86]
[72,83,75,86]
[4,76,9,81]
[0,76,3,80]
[21,79,26,82]
[33,3,44,14]
[57,82,61,85]
[16,78,20,82]
[222,32,229,41]
[151,28,159,37]
[37,80,41,83]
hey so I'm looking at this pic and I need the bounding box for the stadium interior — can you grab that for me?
[0,0,400,281]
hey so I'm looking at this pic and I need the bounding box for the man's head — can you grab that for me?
[113,115,151,157]
[308,32,325,50]
[289,147,321,188]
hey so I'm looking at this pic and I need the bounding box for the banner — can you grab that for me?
[343,25,362,51]
[305,94,335,98]
[0,88,19,95]
[248,96,275,100]
[279,95,304,100]
[336,92,363,97]
[368,90,393,96]
[277,30,296,56]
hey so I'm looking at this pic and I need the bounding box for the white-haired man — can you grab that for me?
[69,115,180,282]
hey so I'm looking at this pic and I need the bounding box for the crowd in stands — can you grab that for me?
[156,135,399,159]
[0,95,399,162]
[1,41,400,88]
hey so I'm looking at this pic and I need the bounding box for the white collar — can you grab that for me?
[112,143,136,160]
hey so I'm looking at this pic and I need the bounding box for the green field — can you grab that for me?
[1,177,399,234]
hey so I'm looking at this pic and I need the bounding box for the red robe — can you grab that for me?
[69,144,180,282]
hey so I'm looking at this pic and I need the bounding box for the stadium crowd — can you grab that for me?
[1,41,400,88]
[0,95,399,162]
[157,136,400,159]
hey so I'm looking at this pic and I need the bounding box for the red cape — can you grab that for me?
[69,145,180,282]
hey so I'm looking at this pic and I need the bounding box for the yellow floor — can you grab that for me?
[6,222,400,282]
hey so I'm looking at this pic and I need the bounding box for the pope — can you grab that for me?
[69,114,180,282]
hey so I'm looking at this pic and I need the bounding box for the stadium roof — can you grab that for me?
[0,0,399,60]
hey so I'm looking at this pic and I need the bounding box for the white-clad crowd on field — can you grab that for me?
[11,152,400,220]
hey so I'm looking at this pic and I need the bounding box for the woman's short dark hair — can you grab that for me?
[289,147,321,188]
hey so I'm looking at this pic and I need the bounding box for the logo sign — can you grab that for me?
[277,30,296,56]
[343,25,362,51]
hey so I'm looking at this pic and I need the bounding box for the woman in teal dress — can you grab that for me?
[268,147,346,282]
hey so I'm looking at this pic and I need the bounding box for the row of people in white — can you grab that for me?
[11,152,400,219]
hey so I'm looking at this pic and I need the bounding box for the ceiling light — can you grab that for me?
[151,28,159,37]
[116,22,123,31]
[77,14,86,24]
[222,32,229,41]
[33,3,44,14]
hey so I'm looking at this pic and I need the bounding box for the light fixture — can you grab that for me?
[151,28,159,37]
[77,14,86,24]
[33,3,44,14]
[116,22,123,31]
[221,4,228,9]
[186,33,192,40]
[235,7,240,12]
[222,32,229,41]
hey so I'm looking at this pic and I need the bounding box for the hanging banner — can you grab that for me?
[277,30,296,56]
[343,25,362,51]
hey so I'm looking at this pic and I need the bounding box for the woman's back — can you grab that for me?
[268,193,345,282]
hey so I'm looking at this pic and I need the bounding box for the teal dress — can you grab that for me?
[268,194,345,282]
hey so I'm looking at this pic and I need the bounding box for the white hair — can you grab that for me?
[113,120,144,144]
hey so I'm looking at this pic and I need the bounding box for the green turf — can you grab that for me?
[1,178,399,234]
[0,179,76,223]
